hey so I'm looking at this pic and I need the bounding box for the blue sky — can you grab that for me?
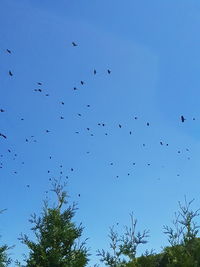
[1,0,200,266]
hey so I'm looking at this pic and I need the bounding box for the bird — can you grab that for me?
[193,118,195,120]
[71,168,74,171]
[160,141,163,145]
[0,133,6,139]
[73,87,78,90]
[38,89,42,92]
[129,131,132,135]
[181,115,185,122]
[45,94,49,96]
[46,130,50,133]
[37,82,42,85]
[94,69,97,75]
[78,113,82,116]
[72,42,77,46]
[147,122,150,126]
[9,70,13,76]
[0,109,5,112]
[61,102,64,105]
[107,69,111,74]
[87,128,90,131]
[87,105,90,107]
[78,194,80,197]
[80,81,84,85]
[6,49,11,54]
[134,117,138,120]
[60,116,64,119]
[102,123,105,126]
[119,124,122,128]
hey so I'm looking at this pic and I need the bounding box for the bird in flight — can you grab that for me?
[181,115,185,122]
[80,81,84,85]
[107,69,111,74]
[72,42,77,46]
[37,82,42,85]
[119,124,122,128]
[0,133,6,139]
[9,70,13,76]
[0,109,5,112]
[94,69,97,75]
[6,49,11,54]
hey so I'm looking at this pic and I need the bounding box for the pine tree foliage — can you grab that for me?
[19,182,89,267]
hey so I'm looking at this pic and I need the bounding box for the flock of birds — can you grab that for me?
[0,42,195,194]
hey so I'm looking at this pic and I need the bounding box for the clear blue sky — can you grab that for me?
[1,0,200,266]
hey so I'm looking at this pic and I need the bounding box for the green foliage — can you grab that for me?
[123,198,200,267]
[19,182,89,267]
[0,210,12,266]
[97,213,149,267]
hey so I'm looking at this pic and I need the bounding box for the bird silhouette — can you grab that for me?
[94,69,97,75]
[147,122,150,126]
[0,133,6,139]
[6,49,11,54]
[0,109,5,112]
[107,69,111,74]
[181,116,185,122]
[37,82,42,85]
[60,116,64,119]
[9,70,13,76]
[119,124,122,128]
[72,42,77,46]
[80,81,84,85]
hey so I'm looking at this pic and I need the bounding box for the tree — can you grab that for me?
[125,197,200,267]
[97,213,149,267]
[19,182,89,267]
[0,209,12,266]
